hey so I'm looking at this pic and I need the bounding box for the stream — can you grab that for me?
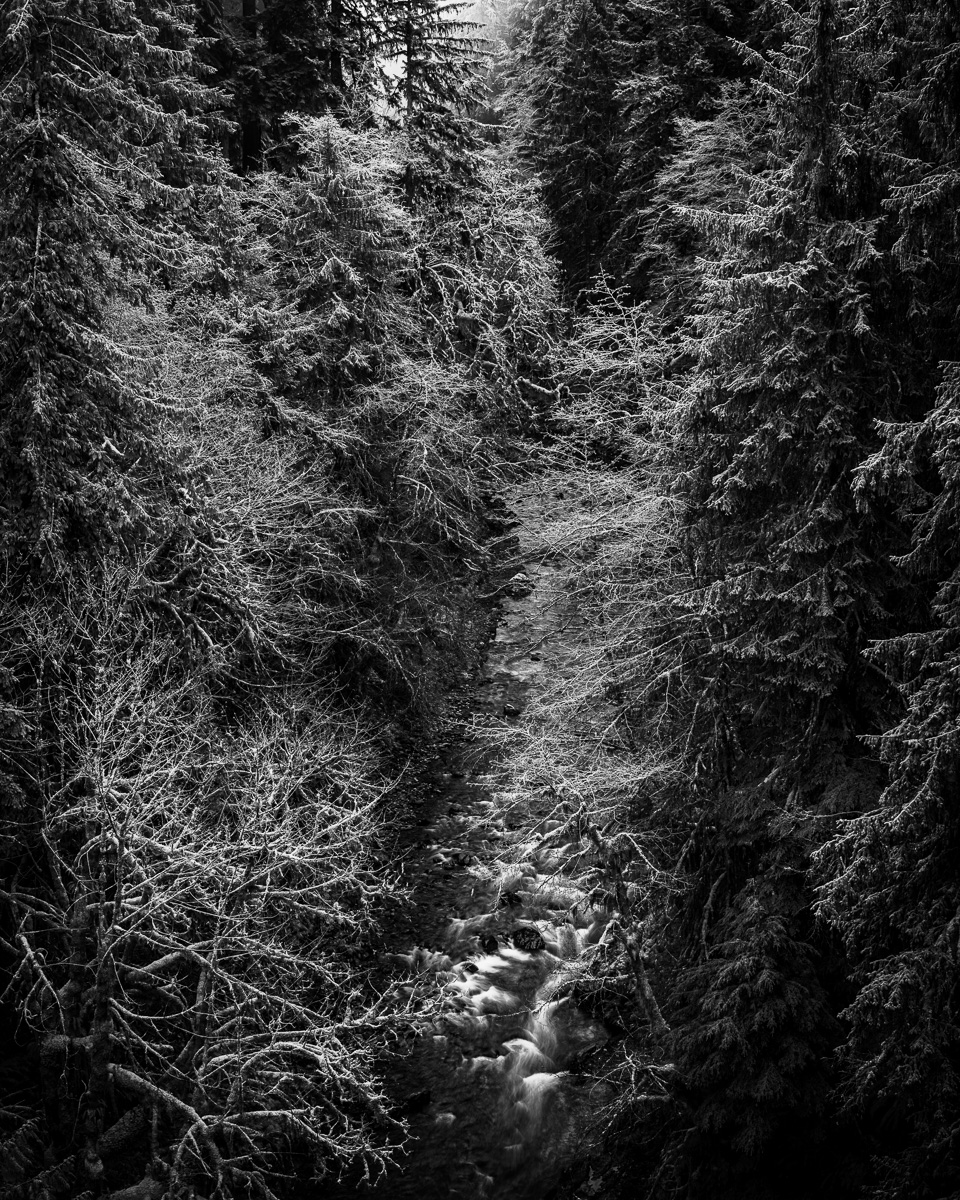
[361,509,618,1200]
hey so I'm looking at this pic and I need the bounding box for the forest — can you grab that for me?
[1,0,959,1198]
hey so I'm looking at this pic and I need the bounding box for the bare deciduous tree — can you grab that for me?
[1,564,409,1200]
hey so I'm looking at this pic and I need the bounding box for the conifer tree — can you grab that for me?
[228,0,381,170]
[258,0,358,112]
[378,0,486,204]
[674,889,837,1197]
[243,114,556,703]
[671,0,900,771]
[494,2,960,1197]
[814,3,960,1193]
[817,371,960,1196]
[604,0,758,295]
[641,2,908,1191]
[510,0,619,290]
[0,0,218,567]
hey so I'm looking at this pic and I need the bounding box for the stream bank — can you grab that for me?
[353,486,621,1200]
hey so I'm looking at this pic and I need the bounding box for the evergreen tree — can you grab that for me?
[227,0,382,170]
[631,2,909,1191]
[814,3,960,1194]
[674,886,837,1198]
[0,0,218,567]
[258,0,360,112]
[509,0,619,291]
[670,0,901,774]
[378,0,487,203]
[505,0,759,294]
[243,114,557,704]
[817,373,960,1195]
[604,0,758,295]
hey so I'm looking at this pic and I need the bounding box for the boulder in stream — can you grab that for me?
[512,926,546,953]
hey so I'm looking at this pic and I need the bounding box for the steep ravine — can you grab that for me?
[356,487,619,1200]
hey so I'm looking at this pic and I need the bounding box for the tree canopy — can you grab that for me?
[4,0,960,1197]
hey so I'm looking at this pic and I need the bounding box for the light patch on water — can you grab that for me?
[391,813,615,1198]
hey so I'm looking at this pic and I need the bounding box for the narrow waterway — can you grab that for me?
[362,494,618,1200]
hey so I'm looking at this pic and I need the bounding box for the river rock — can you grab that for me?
[512,926,546,953]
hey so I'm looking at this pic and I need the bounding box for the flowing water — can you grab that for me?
[362,539,617,1200]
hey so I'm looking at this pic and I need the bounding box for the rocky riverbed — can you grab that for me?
[353,489,621,1200]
